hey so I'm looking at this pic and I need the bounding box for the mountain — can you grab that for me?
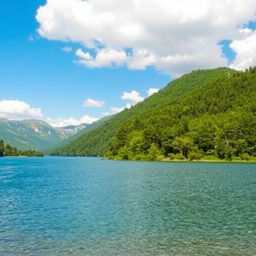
[0,119,86,151]
[52,66,256,161]
[57,123,88,134]
[50,116,112,154]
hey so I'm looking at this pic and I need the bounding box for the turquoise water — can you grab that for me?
[0,157,256,256]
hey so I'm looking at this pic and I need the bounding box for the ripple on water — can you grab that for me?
[0,157,256,255]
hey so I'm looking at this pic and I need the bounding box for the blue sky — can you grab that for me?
[1,0,256,126]
[0,0,169,125]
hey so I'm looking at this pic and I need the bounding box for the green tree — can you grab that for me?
[172,137,194,158]
[0,140,4,157]
[148,143,161,161]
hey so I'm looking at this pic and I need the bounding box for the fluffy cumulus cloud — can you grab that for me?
[0,100,43,119]
[76,48,127,68]
[121,90,144,104]
[47,115,98,127]
[110,106,125,114]
[83,98,105,107]
[36,0,256,76]
[230,29,256,70]
[147,88,160,96]
[102,106,125,116]
[105,87,158,116]
[102,90,144,116]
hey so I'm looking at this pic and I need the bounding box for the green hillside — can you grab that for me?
[53,67,254,160]
[0,119,81,151]
[107,68,256,161]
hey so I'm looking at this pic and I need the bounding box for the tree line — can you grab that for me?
[0,139,43,157]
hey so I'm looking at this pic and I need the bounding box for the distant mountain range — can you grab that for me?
[58,123,88,134]
[0,119,88,151]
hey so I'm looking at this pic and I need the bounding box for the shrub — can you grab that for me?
[172,153,185,160]
[189,151,203,161]
[240,153,250,161]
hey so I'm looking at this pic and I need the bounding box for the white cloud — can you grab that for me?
[62,46,73,53]
[110,106,125,114]
[230,29,256,70]
[0,99,98,127]
[147,88,160,96]
[121,90,144,104]
[105,88,155,117]
[101,106,125,116]
[103,90,143,117]
[36,0,256,76]
[47,115,98,127]
[101,112,110,117]
[102,104,133,116]
[76,48,127,68]
[0,100,43,119]
[79,115,98,124]
[103,87,160,117]
[83,98,105,107]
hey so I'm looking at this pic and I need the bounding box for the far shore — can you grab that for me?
[161,158,256,164]
[2,155,256,164]
[103,156,256,164]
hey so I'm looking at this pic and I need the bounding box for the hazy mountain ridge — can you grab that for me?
[56,123,89,134]
[49,116,113,154]
[0,119,88,151]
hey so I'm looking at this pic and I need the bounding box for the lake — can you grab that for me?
[0,157,255,255]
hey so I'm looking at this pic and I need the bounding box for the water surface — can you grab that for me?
[0,157,256,255]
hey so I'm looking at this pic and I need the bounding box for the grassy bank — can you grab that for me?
[107,155,256,163]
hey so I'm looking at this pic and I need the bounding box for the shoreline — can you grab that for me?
[3,155,256,164]
[104,156,256,164]
[161,159,256,164]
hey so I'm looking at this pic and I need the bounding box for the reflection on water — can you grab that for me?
[0,157,256,255]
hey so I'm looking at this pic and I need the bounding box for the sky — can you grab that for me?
[0,0,256,127]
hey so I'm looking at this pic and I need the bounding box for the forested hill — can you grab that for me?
[52,66,256,161]
[0,140,43,157]
[53,67,233,156]
[0,119,87,151]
